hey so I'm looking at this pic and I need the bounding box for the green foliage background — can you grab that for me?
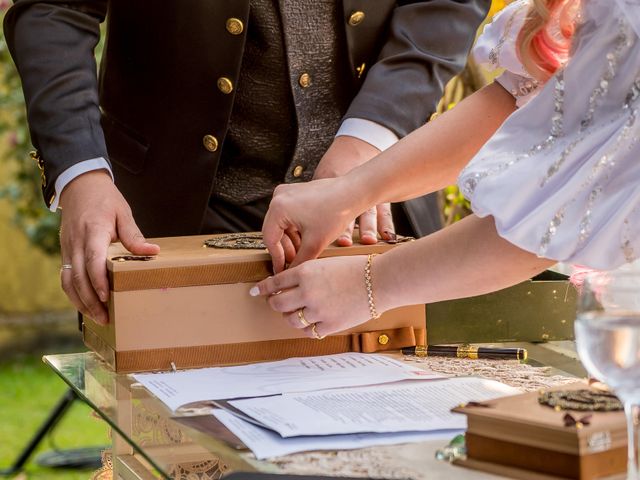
[0,356,110,479]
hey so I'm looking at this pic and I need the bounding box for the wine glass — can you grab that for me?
[575,270,640,480]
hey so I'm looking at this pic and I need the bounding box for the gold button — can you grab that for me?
[226,18,244,35]
[203,134,219,152]
[378,334,390,346]
[217,77,234,94]
[348,11,365,26]
[298,73,312,88]
[292,165,304,178]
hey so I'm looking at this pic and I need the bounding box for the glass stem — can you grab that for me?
[625,402,640,480]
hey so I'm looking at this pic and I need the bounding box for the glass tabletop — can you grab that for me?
[44,352,274,479]
[44,346,584,480]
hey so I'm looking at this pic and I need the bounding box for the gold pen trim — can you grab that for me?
[457,344,479,359]
[413,345,427,357]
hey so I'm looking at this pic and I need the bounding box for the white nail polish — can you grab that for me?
[249,286,260,297]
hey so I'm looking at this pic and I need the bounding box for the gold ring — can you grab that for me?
[311,323,325,340]
[297,309,311,328]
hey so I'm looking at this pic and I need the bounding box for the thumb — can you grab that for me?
[116,211,160,255]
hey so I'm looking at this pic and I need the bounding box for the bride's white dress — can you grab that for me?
[458,0,640,270]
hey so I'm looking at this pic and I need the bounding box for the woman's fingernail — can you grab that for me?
[98,290,108,302]
[249,286,260,297]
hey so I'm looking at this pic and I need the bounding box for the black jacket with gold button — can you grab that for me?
[4,0,490,237]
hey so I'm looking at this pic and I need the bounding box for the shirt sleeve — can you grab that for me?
[50,157,113,211]
[335,118,399,151]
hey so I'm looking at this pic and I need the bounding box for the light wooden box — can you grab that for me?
[83,234,426,372]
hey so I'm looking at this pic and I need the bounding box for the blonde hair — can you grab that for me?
[517,0,580,81]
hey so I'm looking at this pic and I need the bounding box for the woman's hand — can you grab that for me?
[251,255,376,338]
[255,215,555,340]
[263,177,363,273]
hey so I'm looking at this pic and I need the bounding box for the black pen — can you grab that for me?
[402,345,527,361]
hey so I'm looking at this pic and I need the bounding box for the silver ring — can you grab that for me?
[61,264,73,270]
[297,309,311,328]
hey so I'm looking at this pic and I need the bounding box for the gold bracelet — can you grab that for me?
[364,253,380,320]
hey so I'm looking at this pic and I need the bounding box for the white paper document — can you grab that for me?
[229,377,519,437]
[212,409,461,460]
[132,353,444,411]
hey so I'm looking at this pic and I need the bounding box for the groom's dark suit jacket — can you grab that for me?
[4,0,489,237]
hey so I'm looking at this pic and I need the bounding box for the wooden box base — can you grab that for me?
[465,433,627,480]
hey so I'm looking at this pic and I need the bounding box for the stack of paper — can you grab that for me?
[133,353,520,459]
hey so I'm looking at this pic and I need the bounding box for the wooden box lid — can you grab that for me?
[107,233,405,292]
[453,382,627,456]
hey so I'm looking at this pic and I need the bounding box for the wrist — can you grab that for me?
[331,174,370,221]
[59,169,113,209]
[367,251,402,314]
[363,253,395,318]
[364,254,381,320]
[346,162,386,214]
[314,136,380,180]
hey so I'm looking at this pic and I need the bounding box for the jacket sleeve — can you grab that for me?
[345,0,491,138]
[3,0,109,207]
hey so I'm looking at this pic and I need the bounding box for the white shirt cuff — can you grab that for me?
[50,157,114,211]
[336,118,399,152]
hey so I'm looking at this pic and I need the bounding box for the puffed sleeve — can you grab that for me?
[458,0,640,270]
[473,0,541,107]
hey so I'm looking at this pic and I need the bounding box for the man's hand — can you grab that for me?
[313,136,395,246]
[59,170,160,324]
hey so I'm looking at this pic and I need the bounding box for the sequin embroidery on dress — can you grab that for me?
[540,17,632,189]
[539,68,640,258]
[488,2,527,68]
[459,71,566,199]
